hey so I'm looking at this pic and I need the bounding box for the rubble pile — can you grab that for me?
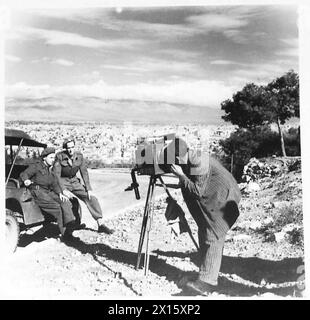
[236,155,303,249]
[242,157,301,182]
[286,157,302,172]
[242,158,283,182]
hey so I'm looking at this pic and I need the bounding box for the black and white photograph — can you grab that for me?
[1,0,309,301]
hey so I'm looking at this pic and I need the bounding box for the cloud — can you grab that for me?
[229,62,297,86]
[22,6,259,44]
[155,49,201,60]
[210,59,244,65]
[131,58,198,73]
[101,64,146,72]
[25,8,192,39]
[6,82,52,99]
[25,8,109,25]
[6,79,236,108]
[106,10,250,42]
[91,71,100,77]
[52,59,75,67]
[276,48,299,57]
[275,37,299,57]
[10,26,145,49]
[186,13,248,30]
[281,38,299,47]
[98,19,196,40]
[101,57,201,76]
[31,57,75,66]
[5,55,22,63]
[184,7,262,43]
[222,29,248,44]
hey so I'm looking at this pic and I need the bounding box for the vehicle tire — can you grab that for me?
[5,209,20,253]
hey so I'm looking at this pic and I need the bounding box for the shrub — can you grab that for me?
[218,125,300,181]
[274,204,303,228]
[284,127,301,156]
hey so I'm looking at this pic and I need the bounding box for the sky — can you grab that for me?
[4,4,299,123]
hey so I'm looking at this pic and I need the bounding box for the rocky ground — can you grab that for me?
[1,159,305,299]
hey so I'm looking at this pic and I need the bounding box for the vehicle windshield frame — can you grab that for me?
[5,128,47,184]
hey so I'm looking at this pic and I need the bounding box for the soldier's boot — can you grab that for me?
[61,221,80,243]
[97,218,114,234]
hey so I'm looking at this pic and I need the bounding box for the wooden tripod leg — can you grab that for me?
[136,175,154,270]
[158,176,173,198]
[144,176,156,276]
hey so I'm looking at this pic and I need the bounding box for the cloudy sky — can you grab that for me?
[5,5,299,123]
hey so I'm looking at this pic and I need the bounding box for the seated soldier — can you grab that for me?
[54,138,114,234]
[20,147,79,242]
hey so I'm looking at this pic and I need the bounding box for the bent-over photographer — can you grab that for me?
[168,138,241,295]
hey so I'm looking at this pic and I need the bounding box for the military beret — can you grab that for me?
[41,147,56,158]
[63,137,75,148]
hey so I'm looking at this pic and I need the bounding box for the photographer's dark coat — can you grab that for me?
[179,151,241,240]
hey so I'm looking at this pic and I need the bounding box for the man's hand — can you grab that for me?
[170,164,185,178]
[59,193,69,202]
[87,190,95,200]
[63,189,74,198]
[24,179,32,187]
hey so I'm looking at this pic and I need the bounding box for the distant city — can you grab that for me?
[5,121,238,168]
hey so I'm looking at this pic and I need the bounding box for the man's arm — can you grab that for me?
[79,155,92,191]
[53,158,66,191]
[51,172,62,194]
[51,172,70,202]
[20,163,37,184]
[171,164,208,199]
[174,150,210,199]
[179,173,207,199]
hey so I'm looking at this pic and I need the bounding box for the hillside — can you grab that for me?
[2,159,304,298]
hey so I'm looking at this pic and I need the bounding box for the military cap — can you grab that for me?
[41,147,56,158]
[62,137,75,149]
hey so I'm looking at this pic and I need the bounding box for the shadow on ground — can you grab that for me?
[18,223,60,247]
[154,249,303,284]
[64,239,303,297]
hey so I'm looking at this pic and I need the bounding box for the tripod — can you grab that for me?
[135,175,199,276]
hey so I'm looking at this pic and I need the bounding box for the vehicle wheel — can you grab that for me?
[5,209,20,253]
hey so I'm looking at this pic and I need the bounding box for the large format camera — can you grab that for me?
[134,133,188,176]
[125,133,188,199]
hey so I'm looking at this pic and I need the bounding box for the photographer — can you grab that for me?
[169,139,241,295]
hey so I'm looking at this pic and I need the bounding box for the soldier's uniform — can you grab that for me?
[179,150,241,288]
[54,150,103,221]
[20,160,76,236]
